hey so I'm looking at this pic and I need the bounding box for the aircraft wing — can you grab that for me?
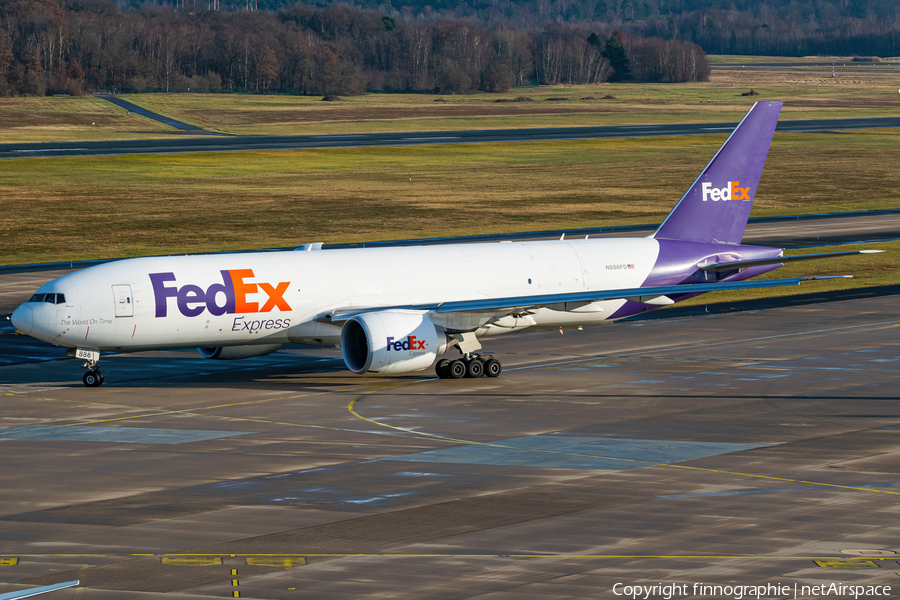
[0,581,79,600]
[698,250,884,272]
[326,275,850,321]
[432,275,850,313]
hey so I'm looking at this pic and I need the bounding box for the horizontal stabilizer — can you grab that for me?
[698,249,884,272]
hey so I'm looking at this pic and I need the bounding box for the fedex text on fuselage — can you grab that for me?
[150,269,291,318]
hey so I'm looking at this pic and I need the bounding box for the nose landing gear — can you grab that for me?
[73,349,105,387]
[83,370,104,387]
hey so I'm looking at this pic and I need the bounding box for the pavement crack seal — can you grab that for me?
[348,391,659,468]
[348,388,900,497]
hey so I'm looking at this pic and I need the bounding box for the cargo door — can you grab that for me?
[112,284,134,317]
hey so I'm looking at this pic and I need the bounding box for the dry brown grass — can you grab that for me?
[3,68,900,143]
[116,69,900,137]
[708,69,900,110]
[0,96,182,142]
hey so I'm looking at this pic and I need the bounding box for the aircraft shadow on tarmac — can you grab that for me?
[0,332,358,387]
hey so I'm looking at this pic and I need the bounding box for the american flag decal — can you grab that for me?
[626,263,635,269]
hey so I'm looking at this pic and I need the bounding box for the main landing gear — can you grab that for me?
[435,354,502,379]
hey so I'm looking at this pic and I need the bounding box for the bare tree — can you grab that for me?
[257,45,278,91]
[493,26,533,87]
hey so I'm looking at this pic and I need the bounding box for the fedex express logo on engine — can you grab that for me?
[386,336,426,351]
[150,269,291,318]
[701,181,751,202]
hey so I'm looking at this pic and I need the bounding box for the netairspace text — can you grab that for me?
[612,582,891,600]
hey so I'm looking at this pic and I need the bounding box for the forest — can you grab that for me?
[0,0,897,97]
[0,0,713,96]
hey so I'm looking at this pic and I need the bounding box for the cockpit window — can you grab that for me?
[28,293,65,304]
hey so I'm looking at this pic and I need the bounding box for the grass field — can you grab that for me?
[121,72,900,137]
[2,129,898,268]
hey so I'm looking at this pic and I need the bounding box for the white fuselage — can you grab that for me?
[18,237,661,352]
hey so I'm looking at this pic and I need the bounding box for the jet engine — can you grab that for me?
[341,310,448,375]
[198,344,282,360]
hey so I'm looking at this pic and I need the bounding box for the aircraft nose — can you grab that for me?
[10,304,33,335]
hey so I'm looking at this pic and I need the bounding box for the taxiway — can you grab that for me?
[0,285,898,598]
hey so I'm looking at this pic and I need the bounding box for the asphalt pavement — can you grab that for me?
[1,294,899,598]
[3,115,900,159]
[96,95,220,134]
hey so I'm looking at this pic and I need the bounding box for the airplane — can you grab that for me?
[0,580,79,600]
[10,101,883,387]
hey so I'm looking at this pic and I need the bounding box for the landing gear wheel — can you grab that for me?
[484,358,502,378]
[466,358,484,378]
[83,370,103,387]
[448,360,467,379]
[435,359,451,379]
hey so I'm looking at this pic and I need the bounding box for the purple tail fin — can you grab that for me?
[653,101,782,245]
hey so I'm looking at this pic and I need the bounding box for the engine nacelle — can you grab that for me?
[198,344,282,360]
[341,310,448,375]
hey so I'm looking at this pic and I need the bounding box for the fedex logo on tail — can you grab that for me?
[701,181,751,202]
[386,336,426,351]
[150,269,291,318]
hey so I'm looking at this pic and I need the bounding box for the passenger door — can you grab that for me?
[112,284,134,317]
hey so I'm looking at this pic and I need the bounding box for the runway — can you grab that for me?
[0,293,898,598]
[2,115,900,159]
